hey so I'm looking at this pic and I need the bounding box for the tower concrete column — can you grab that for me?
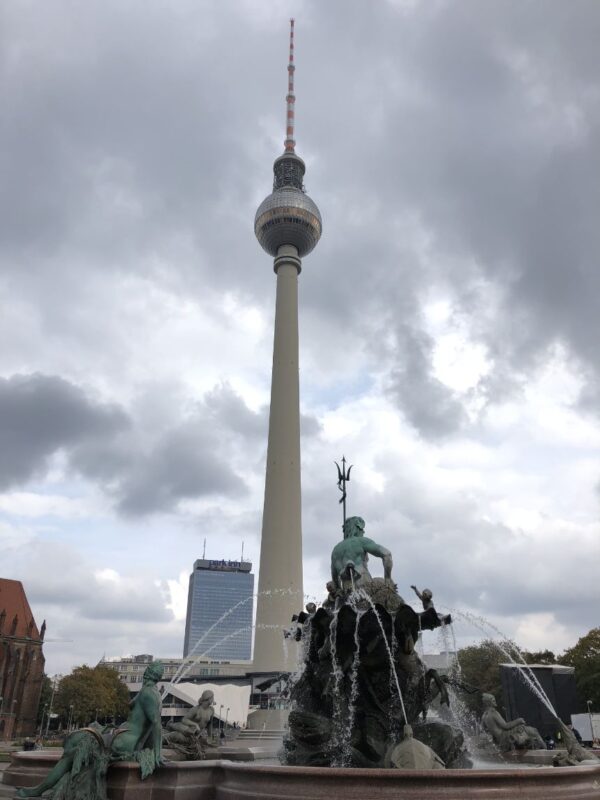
[253,19,322,675]
[253,245,303,673]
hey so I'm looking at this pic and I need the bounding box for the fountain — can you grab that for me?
[4,502,600,798]
[283,515,469,769]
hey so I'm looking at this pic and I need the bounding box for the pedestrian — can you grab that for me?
[567,723,583,744]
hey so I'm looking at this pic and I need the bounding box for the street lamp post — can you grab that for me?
[219,704,223,731]
[587,700,594,743]
[225,707,229,734]
[45,676,59,738]
[38,704,48,739]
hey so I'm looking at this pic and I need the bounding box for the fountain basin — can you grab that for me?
[3,750,600,800]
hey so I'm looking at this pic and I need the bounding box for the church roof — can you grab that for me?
[0,578,40,639]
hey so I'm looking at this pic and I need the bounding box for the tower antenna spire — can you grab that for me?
[284,18,296,153]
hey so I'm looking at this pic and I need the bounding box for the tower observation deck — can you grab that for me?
[254,20,322,261]
[253,19,322,674]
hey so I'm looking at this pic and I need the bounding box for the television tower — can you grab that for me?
[253,19,322,673]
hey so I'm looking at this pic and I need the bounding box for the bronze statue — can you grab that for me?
[330,516,392,591]
[410,585,433,610]
[17,662,165,799]
[480,693,545,751]
[163,689,215,760]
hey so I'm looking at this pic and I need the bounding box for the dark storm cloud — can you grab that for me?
[0,373,128,489]
[0,374,261,515]
[76,383,265,516]
[2,1,599,443]
[115,420,247,516]
[0,370,318,517]
[0,1,274,298]
[297,0,600,431]
[1,0,599,667]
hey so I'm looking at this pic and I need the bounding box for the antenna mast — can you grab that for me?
[284,18,296,153]
[202,538,206,559]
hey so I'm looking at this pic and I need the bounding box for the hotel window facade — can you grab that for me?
[183,559,254,660]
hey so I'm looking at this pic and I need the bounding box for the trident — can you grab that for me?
[335,456,353,528]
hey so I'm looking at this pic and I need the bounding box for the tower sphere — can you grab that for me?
[255,186,322,258]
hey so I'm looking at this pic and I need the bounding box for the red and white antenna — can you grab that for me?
[284,18,296,153]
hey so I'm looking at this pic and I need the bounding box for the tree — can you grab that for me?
[55,665,130,727]
[561,627,600,711]
[454,639,509,714]
[521,649,557,665]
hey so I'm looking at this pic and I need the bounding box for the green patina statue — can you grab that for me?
[330,515,393,591]
[17,661,164,799]
[480,692,545,752]
[110,660,164,775]
[163,689,216,760]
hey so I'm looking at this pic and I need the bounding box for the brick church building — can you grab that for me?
[0,579,46,740]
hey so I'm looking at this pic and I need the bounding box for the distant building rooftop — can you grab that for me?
[500,662,574,673]
[100,653,252,690]
[193,559,252,573]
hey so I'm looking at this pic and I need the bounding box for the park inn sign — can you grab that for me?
[194,559,252,573]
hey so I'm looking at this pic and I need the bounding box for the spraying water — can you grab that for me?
[170,587,304,685]
[448,608,557,718]
[353,588,409,726]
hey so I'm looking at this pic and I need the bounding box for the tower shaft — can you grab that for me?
[253,19,321,677]
[253,245,303,672]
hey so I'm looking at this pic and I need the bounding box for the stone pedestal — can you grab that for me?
[246,708,289,732]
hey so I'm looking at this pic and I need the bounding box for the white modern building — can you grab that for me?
[99,653,251,693]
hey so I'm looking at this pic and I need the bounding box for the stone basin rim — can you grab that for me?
[8,750,600,778]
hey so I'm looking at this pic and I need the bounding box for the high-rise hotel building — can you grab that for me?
[183,559,254,661]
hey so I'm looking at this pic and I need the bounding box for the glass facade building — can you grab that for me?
[183,559,254,660]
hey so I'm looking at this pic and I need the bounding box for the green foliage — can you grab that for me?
[36,674,53,723]
[453,628,600,718]
[561,627,600,710]
[55,665,130,727]
[454,639,508,714]
[521,649,557,665]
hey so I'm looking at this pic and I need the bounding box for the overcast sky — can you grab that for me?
[1,0,599,676]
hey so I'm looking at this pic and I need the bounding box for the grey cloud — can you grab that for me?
[116,421,247,516]
[0,373,128,489]
[299,0,600,428]
[111,384,266,516]
[9,540,173,624]
[0,374,260,516]
[300,412,322,439]
[0,0,599,669]
[2,0,599,422]
[388,325,467,438]
[301,438,599,643]
[204,383,267,441]
[70,439,136,484]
